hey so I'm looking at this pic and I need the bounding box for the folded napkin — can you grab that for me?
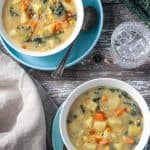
[120,0,150,27]
[0,51,57,150]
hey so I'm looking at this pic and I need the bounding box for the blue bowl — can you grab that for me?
[0,0,103,70]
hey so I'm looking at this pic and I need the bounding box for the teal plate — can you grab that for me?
[52,106,63,150]
[0,0,103,71]
[52,106,149,150]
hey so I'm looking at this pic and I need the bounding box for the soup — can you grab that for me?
[67,87,143,150]
[3,0,76,52]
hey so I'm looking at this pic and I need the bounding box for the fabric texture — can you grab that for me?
[120,0,150,27]
[0,51,48,150]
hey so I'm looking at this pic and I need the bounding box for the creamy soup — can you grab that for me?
[3,0,76,52]
[67,87,143,150]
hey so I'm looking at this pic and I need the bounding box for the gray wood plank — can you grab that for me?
[102,0,121,3]
[0,3,149,108]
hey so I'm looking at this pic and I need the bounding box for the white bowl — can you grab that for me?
[60,78,150,150]
[0,0,84,57]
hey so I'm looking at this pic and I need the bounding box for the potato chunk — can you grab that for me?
[12,0,21,4]
[31,3,41,13]
[9,29,17,37]
[21,12,28,24]
[128,125,141,137]
[85,117,93,128]
[83,143,96,150]
[108,117,122,127]
[86,100,97,111]
[93,121,106,131]
[114,143,128,150]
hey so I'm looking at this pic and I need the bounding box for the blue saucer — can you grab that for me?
[0,0,103,70]
[52,106,64,150]
[52,106,149,150]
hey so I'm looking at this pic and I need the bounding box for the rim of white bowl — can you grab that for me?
[60,78,150,150]
[0,0,84,57]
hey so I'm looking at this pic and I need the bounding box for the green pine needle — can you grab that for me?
[120,0,150,27]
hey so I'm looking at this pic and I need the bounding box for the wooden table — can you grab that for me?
[19,0,149,107]
[1,0,149,106]
[0,0,150,149]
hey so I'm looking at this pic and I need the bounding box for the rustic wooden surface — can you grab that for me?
[0,1,150,107]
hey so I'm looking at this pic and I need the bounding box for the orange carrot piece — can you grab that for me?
[101,95,108,102]
[94,112,107,121]
[114,108,124,116]
[100,138,110,145]
[123,136,135,144]
[54,22,63,33]
[89,128,96,135]
[95,137,101,144]
[114,107,129,116]
[124,107,129,112]
[65,0,71,2]
[105,125,112,132]
[30,20,38,31]
[22,0,31,11]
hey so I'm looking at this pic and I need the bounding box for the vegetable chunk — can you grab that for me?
[93,121,107,131]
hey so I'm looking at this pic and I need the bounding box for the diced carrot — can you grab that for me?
[30,20,38,31]
[105,125,112,132]
[22,0,31,11]
[29,20,38,38]
[94,112,107,121]
[123,136,135,144]
[124,107,129,112]
[54,22,62,33]
[100,138,110,145]
[95,137,101,144]
[101,95,108,102]
[89,128,96,135]
[65,0,71,3]
[114,108,124,116]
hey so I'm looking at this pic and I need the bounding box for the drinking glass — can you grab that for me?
[111,22,150,69]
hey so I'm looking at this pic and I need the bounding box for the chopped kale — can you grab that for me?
[137,122,141,126]
[96,105,100,111]
[72,114,77,119]
[51,2,65,16]
[118,94,122,98]
[17,26,31,31]
[124,131,128,135]
[32,37,44,44]
[93,96,100,102]
[9,7,19,17]
[131,103,140,116]
[110,88,116,92]
[98,87,105,90]
[128,120,134,124]
[122,91,130,99]
[43,0,48,3]
[80,105,85,114]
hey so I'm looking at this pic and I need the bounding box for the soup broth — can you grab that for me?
[3,0,76,52]
[67,87,143,150]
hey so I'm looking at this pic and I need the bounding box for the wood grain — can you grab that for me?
[0,2,150,109]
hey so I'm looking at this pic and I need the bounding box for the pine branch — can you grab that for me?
[120,0,150,27]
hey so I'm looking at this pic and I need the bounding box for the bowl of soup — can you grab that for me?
[0,0,84,56]
[60,78,150,150]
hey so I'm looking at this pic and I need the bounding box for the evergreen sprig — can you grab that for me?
[120,0,150,27]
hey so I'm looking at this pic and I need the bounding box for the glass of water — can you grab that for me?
[111,22,150,69]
